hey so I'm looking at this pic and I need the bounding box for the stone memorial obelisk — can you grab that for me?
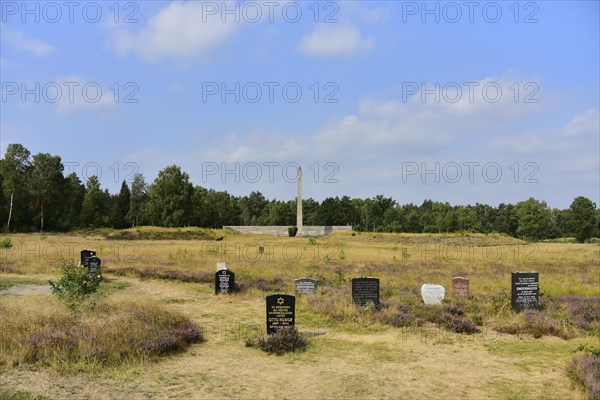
[297,166,303,235]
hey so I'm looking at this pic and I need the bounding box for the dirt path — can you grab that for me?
[0,284,51,296]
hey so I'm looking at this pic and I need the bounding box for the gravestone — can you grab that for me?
[87,256,101,275]
[351,277,380,307]
[258,246,265,254]
[511,272,539,312]
[216,261,227,271]
[80,250,96,267]
[266,294,295,334]
[452,277,469,300]
[215,269,235,294]
[421,284,445,305]
[295,278,318,295]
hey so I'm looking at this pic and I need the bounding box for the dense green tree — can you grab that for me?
[314,197,339,226]
[239,191,268,225]
[146,165,193,227]
[191,186,209,227]
[455,205,482,232]
[302,198,320,225]
[110,181,131,229]
[58,173,85,230]
[204,190,240,228]
[29,153,64,231]
[80,176,110,227]
[566,196,597,243]
[126,173,147,227]
[493,203,518,236]
[515,198,555,241]
[402,203,423,232]
[1,144,31,230]
[432,202,454,233]
[475,203,496,233]
[337,195,359,226]
[259,200,294,225]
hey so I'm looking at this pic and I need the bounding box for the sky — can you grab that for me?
[1,0,598,209]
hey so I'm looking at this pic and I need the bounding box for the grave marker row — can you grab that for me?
[80,249,101,275]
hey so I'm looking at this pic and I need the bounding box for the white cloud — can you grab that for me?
[562,108,599,137]
[107,1,239,62]
[2,29,55,56]
[491,108,599,153]
[188,73,550,165]
[298,25,373,57]
[52,76,116,115]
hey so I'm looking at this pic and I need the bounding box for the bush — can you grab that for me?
[0,237,12,249]
[565,352,600,400]
[288,226,298,237]
[522,309,574,339]
[49,261,102,309]
[255,326,308,355]
[557,295,600,333]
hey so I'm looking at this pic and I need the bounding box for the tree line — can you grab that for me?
[1,144,598,242]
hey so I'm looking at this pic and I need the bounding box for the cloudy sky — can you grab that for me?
[1,1,598,209]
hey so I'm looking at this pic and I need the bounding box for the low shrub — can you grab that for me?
[557,295,600,333]
[522,309,574,339]
[0,237,12,249]
[256,326,308,355]
[48,261,102,309]
[565,347,600,400]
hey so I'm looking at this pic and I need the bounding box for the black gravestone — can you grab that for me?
[258,246,265,254]
[295,278,318,294]
[87,256,101,275]
[266,294,295,334]
[352,277,380,307]
[215,269,235,294]
[511,272,539,312]
[80,250,96,267]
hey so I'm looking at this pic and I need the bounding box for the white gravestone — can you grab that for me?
[421,284,445,305]
[216,261,227,271]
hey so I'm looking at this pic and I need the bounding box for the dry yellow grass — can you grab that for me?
[0,230,598,399]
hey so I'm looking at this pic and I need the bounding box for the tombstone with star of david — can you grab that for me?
[265,294,296,334]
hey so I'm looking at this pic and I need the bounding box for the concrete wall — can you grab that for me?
[223,225,352,237]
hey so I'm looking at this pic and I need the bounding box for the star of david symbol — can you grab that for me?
[277,297,285,305]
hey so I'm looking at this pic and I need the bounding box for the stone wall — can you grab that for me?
[223,225,352,237]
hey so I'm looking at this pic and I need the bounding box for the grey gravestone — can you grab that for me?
[295,278,318,294]
[452,277,469,300]
[511,272,538,312]
[352,277,380,307]
[87,256,101,275]
[215,269,235,294]
[266,294,295,334]
[216,261,227,271]
[421,284,445,305]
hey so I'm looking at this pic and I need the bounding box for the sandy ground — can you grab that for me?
[0,277,588,400]
[0,284,52,296]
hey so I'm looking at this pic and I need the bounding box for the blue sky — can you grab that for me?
[1,1,598,209]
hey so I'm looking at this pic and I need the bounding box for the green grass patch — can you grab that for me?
[0,276,49,291]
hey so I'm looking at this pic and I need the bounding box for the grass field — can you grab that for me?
[1,229,598,399]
